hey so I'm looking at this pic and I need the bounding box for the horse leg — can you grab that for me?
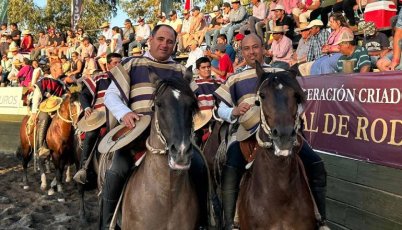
[45,159,51,174]
[78,183,88,223]
[65,164,72,183]
[38,157,48,191]
[22,153,30,190]
[54,158,66,202]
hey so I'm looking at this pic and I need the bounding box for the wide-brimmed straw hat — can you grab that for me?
[130,47,142,54]
[236,106,261,142]
[39,96,63,113]
[100,22,110,29]
[22,30,31,35]
[193,110,213,131]
[77,110,107,132]
[12,59,22,66]
[307,19,324,29]
[295,22,310,32]
[9,46,19,52]
[98,115,151,154]
[267,26,288,34]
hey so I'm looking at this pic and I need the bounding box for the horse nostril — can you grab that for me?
[291,129,296,137]
[170,144,177,152]
[272,129,279,138]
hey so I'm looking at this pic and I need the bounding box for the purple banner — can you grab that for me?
[298,71,402,169]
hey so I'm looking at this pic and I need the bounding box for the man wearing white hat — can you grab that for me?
[336,31,371,73]
[128,17,150,51]
[214,34,328,229]
[156,12,170,25]
[266,26,293,69]
[220,0,248,44]
[100,22,113,41]
[73,53,122,184]
[298,19,329,76]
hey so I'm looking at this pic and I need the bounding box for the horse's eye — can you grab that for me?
[156,102,162,107]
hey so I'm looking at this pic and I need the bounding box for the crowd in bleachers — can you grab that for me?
[0,0,400,88]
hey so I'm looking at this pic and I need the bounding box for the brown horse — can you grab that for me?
[17,115,36,190]
[238,65,316,229]
[39,92,81,201]
[121,77,200,229]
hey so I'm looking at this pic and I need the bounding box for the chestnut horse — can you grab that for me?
[17,115,35,190]
[39,92,81,201]
[121,76,200,229]
[238,65,316,229]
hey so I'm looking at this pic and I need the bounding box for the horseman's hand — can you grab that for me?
[232,102,251,117]
[122,112,142,129]
[84,108,93,118]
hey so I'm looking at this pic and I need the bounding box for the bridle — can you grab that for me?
[146,110,169,155]
[56,97,80,128]
[255,79,302,149]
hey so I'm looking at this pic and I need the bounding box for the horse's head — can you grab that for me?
[151,68,199,170]
[255,62,305,156]
[60,92,82,127]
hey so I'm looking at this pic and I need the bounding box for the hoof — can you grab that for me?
[48,188,55,196]
[57,198,65,202]
[40,184,47,191]
[23,185,30,190]
[65,177,72,183]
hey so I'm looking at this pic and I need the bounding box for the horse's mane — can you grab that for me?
[259,71,306,104]
[152,77,199,114]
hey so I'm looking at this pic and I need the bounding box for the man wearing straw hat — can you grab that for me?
[266,26,293,70]
[100,25,209,229]
[289,22,311,74]
[73,53,122,184]
[214,34,328,229]
[100,22,113,41]
[31,62,67,159]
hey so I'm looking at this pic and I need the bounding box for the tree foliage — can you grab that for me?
[7,0,116,34]
[120,0,161,24]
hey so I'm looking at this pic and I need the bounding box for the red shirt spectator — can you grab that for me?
[21,30,34,52]
[211,43,233,81]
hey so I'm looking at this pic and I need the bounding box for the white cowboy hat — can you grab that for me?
[267,26,288,34]
[98,115,151,154]
[236,106,261,142]
[77,110,107,132]
[295,22,310,32]
[307,19,324,29]
[39,96,63,113]
[193,109,213,131]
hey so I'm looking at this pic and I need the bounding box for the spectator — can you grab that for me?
[0,33,9,56]
[7,46,24,81]
[20,30,34,52]
[299,19,329,76]
[220,0,248,44]
[204,34,236,68]
[211,43,234,80]
[96,35,109,72]
[168,10,183,34]
[79,37,95,59]
[292,0,321,27]
[8,59,23,86]
[82,54,97,78]
[157,12,170,25]
[309,0,336,28]
[185,40,204,71]
[281,0,299,15]
[310,13,352,75]
[267,26,293,69]
[54,30,65,58]
[129,47,143,57]
[201,6,223,48]
[289,23,311,73]
[128,17,150,51]
[110,26,123,55]
[0,54,11,86]
[256,0,278,41]
[60,55,70,74]
[64,51,83,84]
[239,0,267,35]
[269,4,295,41]
[0,23,8,35]
[61,29,77,59]
[336,30,371,73]
[17,58,33,87]
[31,60,44,88]
[100,22,113,41]
[360,22,390,70]
[122,19,135,56]
[31,30,49,60]
[45,29,57,57]
[233,33,247,72]
[186,6,206,47]
[10,23,21,47]
[178,9,192,52]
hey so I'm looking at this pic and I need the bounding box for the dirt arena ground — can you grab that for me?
[0,152,98,230]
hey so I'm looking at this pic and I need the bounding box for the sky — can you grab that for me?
[33,0,130,27]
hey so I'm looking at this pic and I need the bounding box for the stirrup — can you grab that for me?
[38,147,50,159]
[73,169,87,184]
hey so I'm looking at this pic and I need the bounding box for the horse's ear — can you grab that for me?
[184,66,193,83]
[149,69,159,84]
[255,61,268,88]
